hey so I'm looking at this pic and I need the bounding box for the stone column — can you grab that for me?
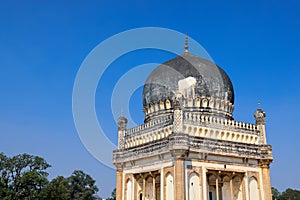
[116,170,123,200]
[216,176,219,200]
[160,169,164,200]
[133,176,137,200]
[173,90,183,134]
[153,175,156,200]
[202,168,207,200]
[244,174,249,200]
[174,158,185,200]
[142,177,146,200]
[230,176,233,200]
[261,160,272,200]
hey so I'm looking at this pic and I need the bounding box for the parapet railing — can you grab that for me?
[183,112,259,135]
[125,115,173,138]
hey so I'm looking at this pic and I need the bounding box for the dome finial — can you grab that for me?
[258,101,261,109]
[184,33,189,53]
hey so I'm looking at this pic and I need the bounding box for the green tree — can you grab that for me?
[46,171,99,200]
[0,153,99,199]
[46,176,71,200]
[0,152,51,200]
[281,188,300,200]
[272,187,282,200]
[68,170,99,200]
[107,188,116,200]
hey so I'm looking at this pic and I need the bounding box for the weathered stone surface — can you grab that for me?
[143,52,234,106]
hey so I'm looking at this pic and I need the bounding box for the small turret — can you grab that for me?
[254,102,267,144]
[118,116,128,131]
[117,116,127,149]
[173,89,184,134]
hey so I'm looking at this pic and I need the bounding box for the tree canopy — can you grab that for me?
[272,187,300,200]
[0,152,99,200]
[106,188,116,200]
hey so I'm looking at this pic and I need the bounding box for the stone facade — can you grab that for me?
[113,50,273,200]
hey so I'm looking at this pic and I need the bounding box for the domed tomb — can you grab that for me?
[142,52,235,121]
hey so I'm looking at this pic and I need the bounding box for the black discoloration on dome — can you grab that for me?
[143,52,234,106]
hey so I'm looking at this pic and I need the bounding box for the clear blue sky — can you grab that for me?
[0,0,299,198]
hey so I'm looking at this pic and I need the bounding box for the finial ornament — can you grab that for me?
[258,101,261,109]
[184,33,189,53]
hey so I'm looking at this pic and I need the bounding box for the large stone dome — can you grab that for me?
[142,52,235,122]
[143,52,234,106]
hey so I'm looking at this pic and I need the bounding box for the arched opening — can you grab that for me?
[208,175,217,200]
[166,173,174,200]
[189,173,200,200]
[207,174,222,200]
[145,176,153,200]
[249,177,259,200]
[222,176,231,200]
[232,176,242,200]
[156,175,161,200]
[136,178,143,200]
[166,99,171,109]
[126,179,132,200]
[139,193,143,200]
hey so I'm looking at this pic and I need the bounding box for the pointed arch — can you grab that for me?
[126,179,132,200]
[166,173,174,200]
[189,172,200,200]
[249,177,259,200]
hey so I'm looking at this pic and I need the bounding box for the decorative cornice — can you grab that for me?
[113,134,273,165]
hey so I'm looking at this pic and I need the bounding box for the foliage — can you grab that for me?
[68,170,99,200]
[0,152,99,200]
[106,188,116,200]
[281,188,300,200]
[46,176,70,200]
[272,187,281,200]
[272,187,300,200]
[0,152,50,199]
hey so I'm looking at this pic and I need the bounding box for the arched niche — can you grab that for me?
[189,172,201,200]
[249,177,259,200]
[166,173,174,200]
[126,179,132,200]
[232,176,242,200]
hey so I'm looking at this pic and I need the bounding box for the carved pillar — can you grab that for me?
[174,158,185,200]
[118,116,128,149]
[116,169,123,200]
[202,167,207,200]
[160,168,164,200]
[261,160,272,200]
[133,176,137,200]
[216,176,219,200]
[244,174,249,200]
[142,177,146,200]
[230,176,233,200]
[173,90,183,134]
[153,175,156,200]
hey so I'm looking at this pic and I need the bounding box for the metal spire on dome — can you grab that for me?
[258,101,261,109]
[184,33,189,53]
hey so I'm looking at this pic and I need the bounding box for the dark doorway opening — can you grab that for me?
[209,191,213,200]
